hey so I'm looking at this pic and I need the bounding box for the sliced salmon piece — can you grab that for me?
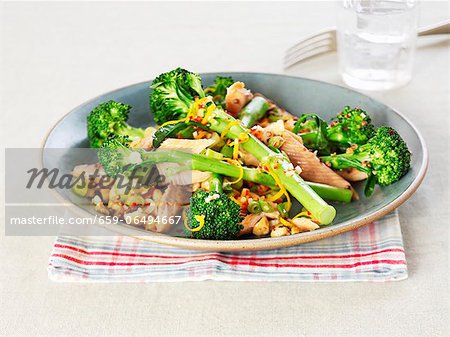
[281,131,358,200]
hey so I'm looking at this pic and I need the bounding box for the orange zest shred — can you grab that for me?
[224,158,244,184]
[293,211,310,219]
[195,130,209,139]
[201,104,216,125]
[187,97,213,120]
[159,118,187,128]
[265,163,291,211]
[184,215,205,232]
[292,211,317,222]
[220,120,240,139]
[160,98,212,128]
[278,216,293,228]
[269,189,285,203]
[160,97,218,134]
[230,195,240,205]
[238,132,249,143]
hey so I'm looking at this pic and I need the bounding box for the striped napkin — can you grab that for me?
[48,211,407,282]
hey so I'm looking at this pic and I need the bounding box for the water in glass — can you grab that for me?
[338,0,419,91]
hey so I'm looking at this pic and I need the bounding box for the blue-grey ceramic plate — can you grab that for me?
[43,73,428,251]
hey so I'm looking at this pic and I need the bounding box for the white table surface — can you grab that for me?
[1,2,449,336]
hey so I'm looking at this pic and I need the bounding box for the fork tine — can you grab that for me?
[284,27,337,69]
[285,29,335,54]
[284,39,333,63]
[285,35,333,60]
[285,37,334,61]
[284,45,333,69]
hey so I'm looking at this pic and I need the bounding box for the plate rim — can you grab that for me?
[41,72,429,251]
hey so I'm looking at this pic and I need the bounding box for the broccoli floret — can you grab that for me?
[320,126,411,196]
[186,174,243,240]
[292,107,375,154]
[204,76,234,109]
[364,127,411,186]
[87,100,145,148]
[98,135,142,176]
[149,68,205,125]
[292,113,331,154]
[186,191,243,240]
[327,106,375,148]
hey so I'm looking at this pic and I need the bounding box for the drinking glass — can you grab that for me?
[337,0,419,91]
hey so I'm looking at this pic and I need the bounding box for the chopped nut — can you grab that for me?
[205,193,220,203]
[240,213,264,235]
[269,219,279,230]
[291,218,320,232]
[290,225,302,235]
[252,216,270,236]
[270,225,291,237]
[346,147,355,155]
[201,180,211,191]
[95,202,109,215]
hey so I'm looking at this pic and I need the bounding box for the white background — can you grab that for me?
[1,1,449,336]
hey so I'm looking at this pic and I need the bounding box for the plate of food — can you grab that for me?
[43,69,427,251]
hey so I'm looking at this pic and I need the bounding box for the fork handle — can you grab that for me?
[418,21,449,36]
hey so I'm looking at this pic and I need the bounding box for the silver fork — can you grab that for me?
[284,21,450,69]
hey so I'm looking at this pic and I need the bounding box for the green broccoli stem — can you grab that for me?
[292,114,331,154]
[118,125,146,140]
[266,156,336,223]
[207,109,336,224]
[320,151,371,172]
[305,182,352,203]
[320,149,377,197]
[209,173,223,193]
[208,112,272,161]
[136,150,350,203]
[220,144,233,158]
[297,130,332,155]
[238,96,270,128]
[364,173,377,197]
[326,130,346,143]
[138,150,276,188]
[298,130,318,144]
[326,129,360,149]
